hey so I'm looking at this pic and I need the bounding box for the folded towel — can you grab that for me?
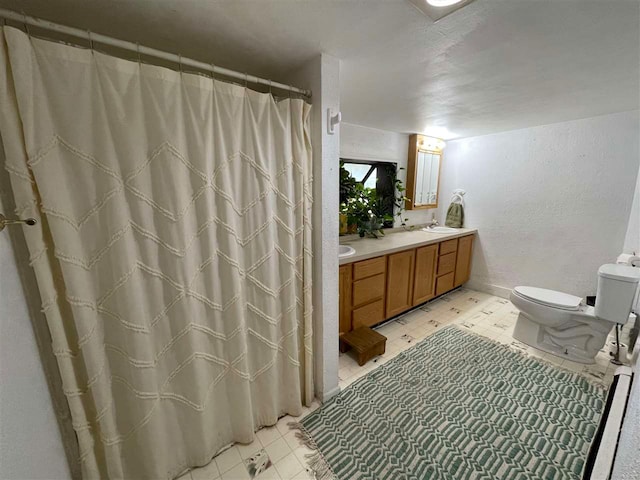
[445,190,465,228]
[445,202,464,228]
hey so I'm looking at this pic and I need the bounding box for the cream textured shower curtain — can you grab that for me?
[0,27,313,479]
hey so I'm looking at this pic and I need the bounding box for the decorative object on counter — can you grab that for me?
[338,213,350,235]
[340,180,385,237]
[339,161,410,238]
[358,213,386,238]
[445,189,465,228]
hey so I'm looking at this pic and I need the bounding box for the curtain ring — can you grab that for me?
[210,63,216,82]
[268,79,272,96]
[244,72,248,89]
[87,30,94,51]
[136,42,141,64]
[178,54,182,74]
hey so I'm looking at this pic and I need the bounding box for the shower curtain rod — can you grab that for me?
[0,8,312,98]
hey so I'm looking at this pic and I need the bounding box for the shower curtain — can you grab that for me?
[0,27,313,479]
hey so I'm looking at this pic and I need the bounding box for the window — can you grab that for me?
[342,162,378,189]
[340,159,398,228]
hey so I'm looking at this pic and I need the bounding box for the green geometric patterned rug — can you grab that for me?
[293,326,606,480]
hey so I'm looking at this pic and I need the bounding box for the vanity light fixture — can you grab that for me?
[426,0,464,7]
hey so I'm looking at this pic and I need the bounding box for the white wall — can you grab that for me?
[623,161,640,255]
[0,191,71,479]
[288,54,341,401]
[436,110,640,297]
[340,123,435,227]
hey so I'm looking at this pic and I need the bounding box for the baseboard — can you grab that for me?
[319,385,341,402]
[465,280,511,299]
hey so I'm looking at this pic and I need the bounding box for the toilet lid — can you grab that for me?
[513,286,582,311]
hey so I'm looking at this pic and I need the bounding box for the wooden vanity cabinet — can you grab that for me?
[454,234,474,287]
[439,239,458,255]
[437,252,456,276]
[435,272,455,296]
[338,234,475,336]
[339,264,352,335]
[435,239,458,296]
[385,250,415,318]
[353,256,386,280]
[352,299,385,330]
[412,244,438,305]
[351,257,387,330]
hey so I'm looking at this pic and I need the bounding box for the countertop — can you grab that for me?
[339,228,477,265]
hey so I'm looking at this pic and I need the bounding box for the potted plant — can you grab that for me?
[340,161,358,234]
[340,163,410,238]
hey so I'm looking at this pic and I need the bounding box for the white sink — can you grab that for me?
[422,226,460,234]
[339,245,356,258]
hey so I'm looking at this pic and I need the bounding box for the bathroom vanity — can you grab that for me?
[339,229,476,335]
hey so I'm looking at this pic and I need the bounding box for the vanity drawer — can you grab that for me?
[435,272,455,296]
[353,256,386,280]
[352,299,385,329]
[439,239,458,255]
[353,273,385,307]
[437,252,457,276]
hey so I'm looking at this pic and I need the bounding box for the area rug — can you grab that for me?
[292,326,606,480]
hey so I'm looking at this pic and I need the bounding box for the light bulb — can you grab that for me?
[426,0,464,7]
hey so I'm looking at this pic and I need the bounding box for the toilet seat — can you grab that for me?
[513,286,582,311]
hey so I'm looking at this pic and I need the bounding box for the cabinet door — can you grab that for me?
[353,256,386,280]
[385,250,415,318]
[352,274,386,308]
[439,239,458,255]
[437,251,457,276]
[413,244,438,306]
[339,264,352,335]
[436,272,455,296]
[454,235,474,287]
[352,299,385,329]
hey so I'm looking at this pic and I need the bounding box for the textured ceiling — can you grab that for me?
[1,0,638,139]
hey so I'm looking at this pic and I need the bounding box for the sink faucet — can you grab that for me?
[426,217,439,229]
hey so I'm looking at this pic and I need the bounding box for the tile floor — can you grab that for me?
[179,288,630,480]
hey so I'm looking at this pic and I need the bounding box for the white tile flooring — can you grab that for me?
[178,288,629,480]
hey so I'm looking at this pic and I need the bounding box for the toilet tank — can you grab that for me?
[595,264,640,324]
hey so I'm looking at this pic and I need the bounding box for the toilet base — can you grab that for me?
[513,313,601,364]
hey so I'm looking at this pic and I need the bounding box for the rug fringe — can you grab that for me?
[287,421,336,480]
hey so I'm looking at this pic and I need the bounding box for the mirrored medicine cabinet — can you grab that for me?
[405,134,443,210]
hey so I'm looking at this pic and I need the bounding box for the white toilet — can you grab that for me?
[510,264,640,364]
